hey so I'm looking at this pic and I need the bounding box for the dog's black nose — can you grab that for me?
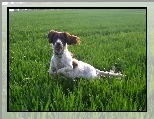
[56,42,61,46]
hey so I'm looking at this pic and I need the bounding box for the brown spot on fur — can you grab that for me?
[72,58,78,69]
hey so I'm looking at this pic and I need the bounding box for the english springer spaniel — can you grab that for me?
[47,30,123,79]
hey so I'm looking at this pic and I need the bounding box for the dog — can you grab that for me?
[47,30,123,79]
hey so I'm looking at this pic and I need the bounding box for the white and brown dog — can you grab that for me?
[47,30,123,79]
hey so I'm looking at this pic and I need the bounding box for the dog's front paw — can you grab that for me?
[49,68,57,76]
[57,69,67,77]
[49,69,54,75]
[57,70,63,75]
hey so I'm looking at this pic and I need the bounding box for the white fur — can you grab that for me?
[49,44,123,79]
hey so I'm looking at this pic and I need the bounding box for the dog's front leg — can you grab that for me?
[49,67,58,77]
[49,59,58,78]
[57,65,73,76]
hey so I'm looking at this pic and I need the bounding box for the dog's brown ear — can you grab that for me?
[64,32,81,45]
[47,30,57,43]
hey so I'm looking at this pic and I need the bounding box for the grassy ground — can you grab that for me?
[9,9,146,111]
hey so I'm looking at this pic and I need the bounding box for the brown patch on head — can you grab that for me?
[64,32,81,45]
[47,30,58,44]
[72,58,78,69]
[47,30,81,45]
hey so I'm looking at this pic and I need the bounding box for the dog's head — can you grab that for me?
[47,30,80,54]
[47,30,80,44]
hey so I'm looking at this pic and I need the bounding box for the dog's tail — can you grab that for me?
[95,69,124,77]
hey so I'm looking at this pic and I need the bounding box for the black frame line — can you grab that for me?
[7,6,147,112]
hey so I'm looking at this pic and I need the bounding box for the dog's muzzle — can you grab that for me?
[55,42,63,52]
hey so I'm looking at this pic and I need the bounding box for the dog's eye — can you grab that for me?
[60,36,65,41]
[53,36,58,40]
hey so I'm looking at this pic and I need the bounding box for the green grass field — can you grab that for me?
[9,9,146,111]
